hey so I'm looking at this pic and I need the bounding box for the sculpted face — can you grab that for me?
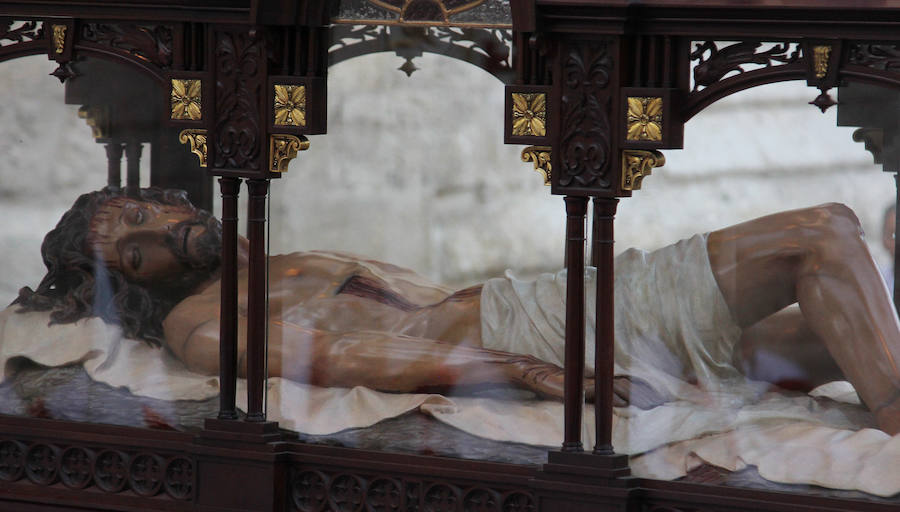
[87,197,221,285]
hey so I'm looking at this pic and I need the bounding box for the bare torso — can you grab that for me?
[259,251,483,343]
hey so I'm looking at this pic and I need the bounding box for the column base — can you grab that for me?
[200,417,292,445]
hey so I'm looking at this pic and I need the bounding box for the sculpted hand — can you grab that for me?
[612,375,669,410]
[508,355,668,410]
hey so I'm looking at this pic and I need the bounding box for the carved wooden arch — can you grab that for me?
[684,41,900,121]
[328,24,514,82]
[70,46,168,86]
[683,63,807,121]
[0,19,46,66]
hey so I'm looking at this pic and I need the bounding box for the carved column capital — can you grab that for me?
[621,150,665,191]
[269,134,310,173]
[179,129,208,168]
[521,146,551,185]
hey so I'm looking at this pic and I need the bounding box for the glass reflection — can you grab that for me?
[2,47,900,506]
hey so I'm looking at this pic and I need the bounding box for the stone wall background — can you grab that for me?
[0,51,894,303]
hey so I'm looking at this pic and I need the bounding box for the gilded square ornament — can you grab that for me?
[626,97,663,142]
[274,85,307,127]
[171,79,202,121]
[511,93,547,137]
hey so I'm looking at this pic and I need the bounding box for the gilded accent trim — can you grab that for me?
[521,146,551,186]
[52,25,66,54]
[171,79,202,121]
[178,129,208,168]
[511,93,547,137]
[270,134,310,173]
[626,97,663,142]
[77,106,109,140]
[622,150,665,191]
[813,45,832,79]
[274,85,307,127]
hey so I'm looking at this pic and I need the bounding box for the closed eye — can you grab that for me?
[130,246,142,271]
[123,204,145,226]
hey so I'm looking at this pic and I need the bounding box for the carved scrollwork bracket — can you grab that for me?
[622,150,665,191]
[521,146,551,185]
[78,106,110,140]
[270,134,310,173]
[179,129,208,168]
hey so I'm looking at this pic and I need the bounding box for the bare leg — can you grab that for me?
[708,203,900,433]
[734,305,844,391]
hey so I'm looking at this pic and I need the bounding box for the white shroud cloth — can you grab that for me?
[0,233,897,496]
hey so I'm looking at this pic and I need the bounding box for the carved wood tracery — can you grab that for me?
[80,23,174,68]
[328,24,513,81]
[288,466,536,512]
[0,18,44,63]
[0,436,194,501]
[557,40,615,193]
[213,28,266,172]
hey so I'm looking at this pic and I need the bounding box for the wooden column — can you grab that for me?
[245,179,269,422]
[104,142,123,190]
[218,177,241,420]
[592,197,618,455]
[563,196,588,452]
[124,141,142,197]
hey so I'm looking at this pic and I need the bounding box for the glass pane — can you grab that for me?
[267,53,559,464]
[617,80,898,501]
[0,54,217,431]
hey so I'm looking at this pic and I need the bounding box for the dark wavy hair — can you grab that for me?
[13,187,220,347]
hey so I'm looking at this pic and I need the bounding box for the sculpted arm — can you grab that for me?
[161,293,573,398]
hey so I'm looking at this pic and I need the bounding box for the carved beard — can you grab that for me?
[153,213,222,299]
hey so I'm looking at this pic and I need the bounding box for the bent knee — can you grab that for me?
[802,202,863,241]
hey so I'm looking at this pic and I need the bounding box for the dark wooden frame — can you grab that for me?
[4,1,900,510]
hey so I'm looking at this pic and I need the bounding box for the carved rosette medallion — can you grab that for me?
[521,146,551,185]
[59,447,94,489]
[0,440,26,481]
[559,42,613,190]
[367,478,403,510]
[501,491,535,511]
[179,129,208,167]
[129,453,165,496]
[813,45,832,78]
[171,79,202,121]
[291,470,329,511]
[25,443,59,485]
[424,483,459,512]
[626,97,662,141]
[94,450,129,493]
[164,457,195,500]
[274,85,307,127]
[464,488,500,511]
[270,134,310,173]
[511,93,546,137]
[622,149,665,191]
[329,474,365,511]
[51,24,66,53]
